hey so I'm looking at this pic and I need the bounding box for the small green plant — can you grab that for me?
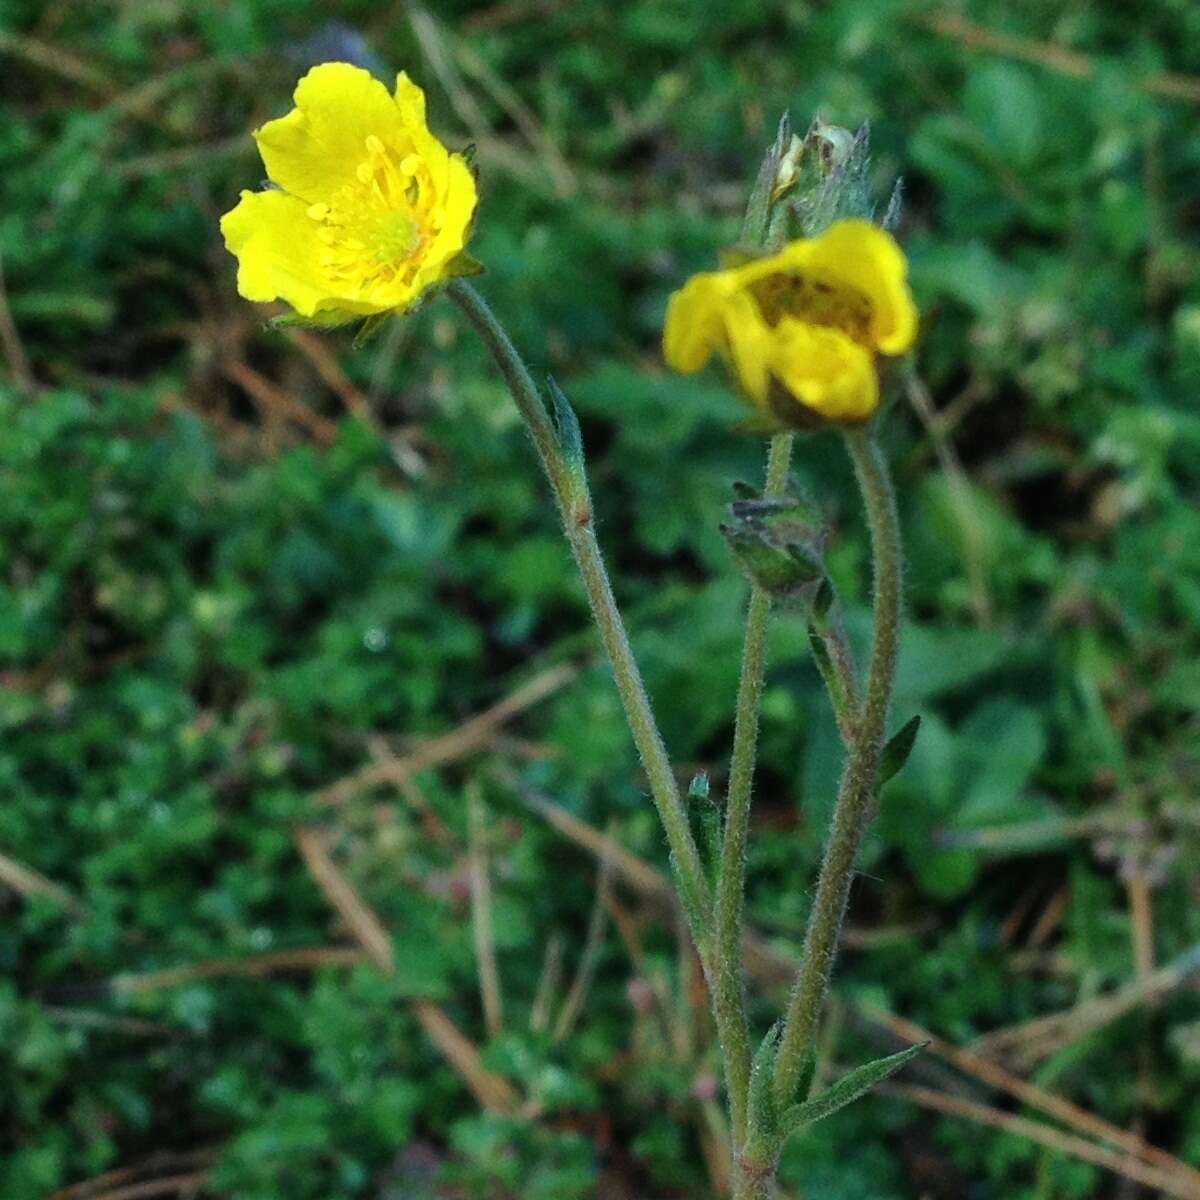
[221,68,927,1198]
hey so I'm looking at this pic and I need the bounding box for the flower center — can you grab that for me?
[750,271,874,344]
[307,135,442,295]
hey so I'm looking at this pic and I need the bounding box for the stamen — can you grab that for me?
[300,131,441,298]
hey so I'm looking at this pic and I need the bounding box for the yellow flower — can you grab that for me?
[662,219,917,425]
[220,63,477,321]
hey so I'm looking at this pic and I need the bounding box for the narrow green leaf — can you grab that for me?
[747,1021,783,1141]
[546,375,585,470]
[698,804,722,892]
[879,715,921,785]
[780,1043,924,1137]
[741,111,792,247]
[808,621,854,733]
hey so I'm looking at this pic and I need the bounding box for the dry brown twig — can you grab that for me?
[511,780,1200,1195]
[467,785,505,1038]
[917,11,1200,105]
[552,832,615,1044]
[866,1007,1200,1194]
[0,849,84,914]
[0,249,37,397]
[61,1172,210,1200]
[282,328,429,479]
[881,1083,1199,1200]
[46,1149,218,1200]
[906,370,992,625]
[219,359,339,445]
[293,826,520,1114]
[974,944,1200,1068]
[111,946,367,994]
[529,931,565,1034]
[318,661,577,806]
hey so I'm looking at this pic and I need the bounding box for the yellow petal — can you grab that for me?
[254,63,406,203]
[800,220,917,355]
[769,319,879,422]
[664,271,773,403]
[719,289,773,404]
[220,188,382,318]
[394,71,451,196]
[663,273,733,372]
[419,154,478,276]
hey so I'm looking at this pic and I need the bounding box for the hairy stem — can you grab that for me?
[713,431,793,1145]
[447,280,714,956]
[772,426,903,1110]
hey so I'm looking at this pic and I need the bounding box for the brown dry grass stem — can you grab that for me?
[552,839,615,1044]
[111,947,367,994]
[293,826,520,1114]
[0,848,83,913]
[46,1150,218,1200]
[917,11,1200,105]
[219,359,339,445]
[319,662,577,805]
[468,786,505,1038]
[881,1084,1200,1200]
[869,1008,1200,1193]
[0,249,36,396]
[529,932,566,1033]
[905,370,992,625]
[514,783,1200,1196]
[975,943,1200,1067]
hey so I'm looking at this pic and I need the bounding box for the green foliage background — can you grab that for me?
[2,2,1199,1197]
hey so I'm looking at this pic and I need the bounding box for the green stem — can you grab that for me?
[732,1165,775,1200]
[713,432,793,1145]
[772,426,903,1110]
[447,280,714,956]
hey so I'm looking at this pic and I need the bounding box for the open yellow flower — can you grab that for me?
[663,220,917,425]
[220,62,477,322]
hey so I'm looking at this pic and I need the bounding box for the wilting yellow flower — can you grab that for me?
[663,220,917,425]
[220,63,477,321]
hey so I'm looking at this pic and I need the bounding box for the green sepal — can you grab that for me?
[352,312,393,348]
[442,250,486,279]
[778,1043,924,1137]
[268,309,362,332]
[878,715,921,786]
[811,576,835,623]
[718,244,769,270]
[722,523,819,597]
[740,110,792,248]
[545,376,585,477]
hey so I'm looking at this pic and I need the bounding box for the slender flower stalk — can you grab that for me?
[771,426,903,1111]
[446,279,715,958]
[713,430,793,1144]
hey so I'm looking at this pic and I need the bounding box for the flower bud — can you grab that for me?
[721,491,829,604]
